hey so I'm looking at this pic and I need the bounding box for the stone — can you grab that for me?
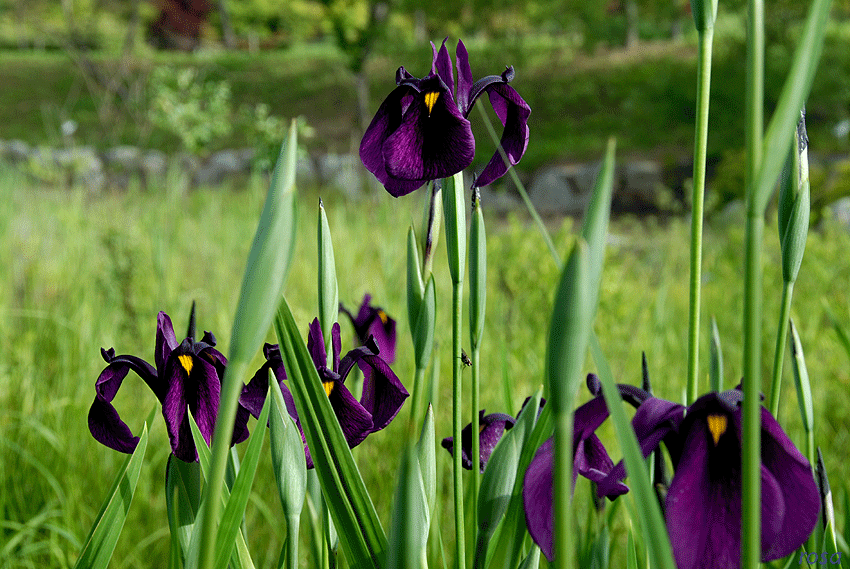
[194,148,254,186]
[318,153,364,198]
[615,159,662,213]
[103,146,143,171]
[4,139,31,163]
[142,150,168,180]
[527,162,598,215]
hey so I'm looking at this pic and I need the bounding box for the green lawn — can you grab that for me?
[2,161,849,566]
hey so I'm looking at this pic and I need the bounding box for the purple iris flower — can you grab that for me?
[441,410,517,473]
[359,38,531,196]
[596,387,819,569]
[522,375,633,562]
[339,293,397,364]
[241,318,408,469]
[88,311,251,463]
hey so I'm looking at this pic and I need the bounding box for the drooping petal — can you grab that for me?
[331,322,341,373]
[88,351,160,454]
[360,85,429,197]
[759,407,820,560]
[383,78,474,183]
[455,39,473,115]
[576,433,627,496]
[341,294,397,364]
[441,410,515,472]
[339,338,408,432]
[473,82,531,188]
[523,437,555,562]
[327,381,374,449]
[155,311,179,373]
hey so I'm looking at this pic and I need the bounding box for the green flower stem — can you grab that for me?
[285,515,299,569]
[686,25,715,405]
[470,345,480,540]
[451,280,466,569]
[553,411,575,569]
[443,171,467,569]
[743,0,764,563]
[768,282,794,416]
[408,365,428,430]
[742,212,764,569]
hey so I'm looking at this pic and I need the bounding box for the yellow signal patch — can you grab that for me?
[323,381,334,397]
[178,354,193,375]
[707,414,728,446]
[424,92,439,115]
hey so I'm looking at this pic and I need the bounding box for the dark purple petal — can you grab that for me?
[596,396,685,498]
[383,82,474,182]
[155,311,179,373]
[331,322,341,373]
[455,39,473,114]
[474,83,530,188]
[440,411,515,473]
[88,363,141,454]
[665,415,742,569]
[360,85,429,197]
[759,407,819,560]
[576,433,627,496]
[340,341,408,432]
[341,294,398,364]
[523,437,554,562]
[327,381,374,449]
[307,318,327,370]
[435,38,454,99]
[573,395,609,452]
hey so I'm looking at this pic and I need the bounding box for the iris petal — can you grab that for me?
[455,39,473,114]
[328,382,374,449]
[155,311,179,373]
[474,83,531,188]
[440,411,515,472]
[384,99,474,183]
[759,407,820,560]
[523,438,555,562]
[351,350,408,433]
[435,38,454,98]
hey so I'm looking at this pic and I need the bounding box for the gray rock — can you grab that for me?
[103,145,143,171]
[296,154,319,187]
[831,197,850,229]
[477,185,522,214]
[527,162,598,215]
[4,139,31,163]
[194,148,255,186]
[142,150,167,180]
[318,153,364,197]
[615,160,662,213]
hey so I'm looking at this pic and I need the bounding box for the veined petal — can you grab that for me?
[384,83,474,183]
[360,85,429,197]
[435,38,454,98]
[155,311,179,373]
[474,82,531,188]
[759,407,819,560]
[523,437,554,562]
[331,322,341,373]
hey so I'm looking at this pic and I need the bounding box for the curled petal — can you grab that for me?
[523,438,554,562]
[434,38,455,98]
[474,83,530,188]
[339,339,408,432]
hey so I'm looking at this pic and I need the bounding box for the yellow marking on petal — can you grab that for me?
[323,381,334,397]
[424,92,439,115]
[707,414,727,446]
[479,423,486,434]
[178,354,194,375]
[377,309,388,325]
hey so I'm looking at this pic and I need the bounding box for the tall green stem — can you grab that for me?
[451,282,465,569]
[768,282,794,416]
[470,346,480,540]
[743,0,764,563]
[686,26,715,405]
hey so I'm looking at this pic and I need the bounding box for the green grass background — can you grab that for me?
[2,158,849,567]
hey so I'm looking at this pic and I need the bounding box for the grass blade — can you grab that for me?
[318,198,339,348]
[74,407,154,569]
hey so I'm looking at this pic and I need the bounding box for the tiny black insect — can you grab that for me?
[460,349,472,367]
